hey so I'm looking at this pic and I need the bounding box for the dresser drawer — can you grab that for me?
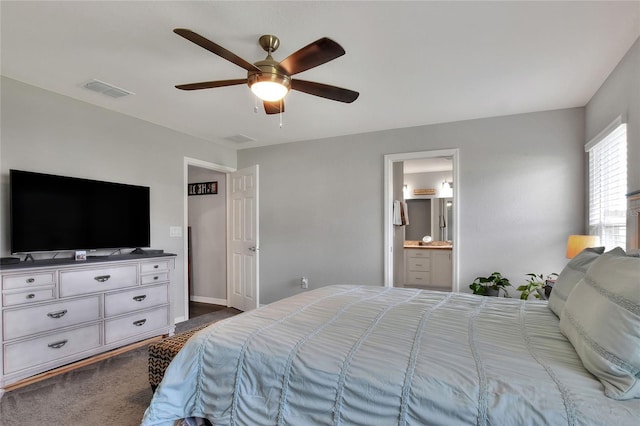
[3,272,56,290]
[3,286,56,307]
[140,272,169,286]
[140,260,170,273]
[407,257,430,271]
[59,265,137,297]
[407,271,431,285]
[105,284,169,317]
[3,296,101,341]
[104,306,169,344]
[3,323,101,374]
[405,249,430,258]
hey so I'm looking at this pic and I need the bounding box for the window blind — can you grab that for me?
[586,121,627,250]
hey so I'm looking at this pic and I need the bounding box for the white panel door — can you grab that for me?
[227,165,259,311]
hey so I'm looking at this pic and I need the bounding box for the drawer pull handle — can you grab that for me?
[26,278,35,283]
[133,319,147,327]
[26,293,36,299]
[154,265,159,269]
[47,309,68,319]
[153,276,159,280]
[94,275,111,283]
[415,264,423,267]
[133,295,147,302]
[48,340,68,349]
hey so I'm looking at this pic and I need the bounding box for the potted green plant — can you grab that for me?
[469,272,512,297]
[517,273,558,300]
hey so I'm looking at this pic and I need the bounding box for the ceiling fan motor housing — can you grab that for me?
[247,56,291,91]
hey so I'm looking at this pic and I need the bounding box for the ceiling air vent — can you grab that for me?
[224,134,256,144]
[82,79,134,98]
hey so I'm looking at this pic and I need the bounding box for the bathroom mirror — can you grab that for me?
[405,199,432,240]
[404,197,453,242]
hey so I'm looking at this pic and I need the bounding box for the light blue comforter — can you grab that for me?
[142,285,640,425]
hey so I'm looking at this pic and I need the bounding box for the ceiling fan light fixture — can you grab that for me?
[250,80,289,102]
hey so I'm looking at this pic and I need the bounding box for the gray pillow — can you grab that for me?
[559,249,640,400]
[548,246,605,317]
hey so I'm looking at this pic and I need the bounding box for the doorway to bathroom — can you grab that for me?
[383,149,459,291]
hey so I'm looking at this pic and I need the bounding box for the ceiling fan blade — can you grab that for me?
[175,79,247,91]
[174,28,260,72]
[291,79,359,103]
[279,38,345,75]
[263,100,284,115]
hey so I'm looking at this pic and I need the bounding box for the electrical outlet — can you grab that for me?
[301,276,309,289]
[169,226,182,237]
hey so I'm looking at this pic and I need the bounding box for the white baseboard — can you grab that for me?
[190,296,227,306]
[173,316,186,325]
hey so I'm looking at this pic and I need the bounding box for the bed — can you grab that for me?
[142,252,640,425]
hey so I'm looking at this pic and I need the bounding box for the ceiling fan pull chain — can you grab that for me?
[279,99,283,128]
[254,95,259,113]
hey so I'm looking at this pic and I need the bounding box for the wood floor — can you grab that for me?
[189,301,227,319]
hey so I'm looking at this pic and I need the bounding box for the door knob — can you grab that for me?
[248,247,259,252]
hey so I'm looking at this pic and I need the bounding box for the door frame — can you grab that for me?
[383,149,460,291]
[183,157,236,321]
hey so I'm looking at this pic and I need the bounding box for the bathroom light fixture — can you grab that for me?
[440,180,453,198]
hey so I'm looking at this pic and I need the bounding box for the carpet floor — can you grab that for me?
[0,307,241,426]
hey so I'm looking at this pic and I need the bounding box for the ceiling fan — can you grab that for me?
[173,29,359,114]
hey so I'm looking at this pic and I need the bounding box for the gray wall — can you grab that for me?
[0,77,236,322]
[238,108,586,304]
[188,167,227,302]
[586,37,640,232]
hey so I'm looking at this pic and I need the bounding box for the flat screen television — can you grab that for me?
[10,169,150,254]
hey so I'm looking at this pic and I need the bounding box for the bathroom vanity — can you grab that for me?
[404,241,452,291]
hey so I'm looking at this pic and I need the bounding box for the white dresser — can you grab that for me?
[0,254,174,390]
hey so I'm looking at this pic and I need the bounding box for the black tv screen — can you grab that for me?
[10,169,150,253]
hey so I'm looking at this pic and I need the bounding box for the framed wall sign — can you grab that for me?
[413,188,436,196]
[188,181,218,196]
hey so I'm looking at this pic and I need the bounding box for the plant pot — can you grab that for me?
[485,288,500,297]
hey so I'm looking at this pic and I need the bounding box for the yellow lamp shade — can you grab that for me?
[566,235,600,259]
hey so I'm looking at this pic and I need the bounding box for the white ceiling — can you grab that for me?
[2,1,639,150]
